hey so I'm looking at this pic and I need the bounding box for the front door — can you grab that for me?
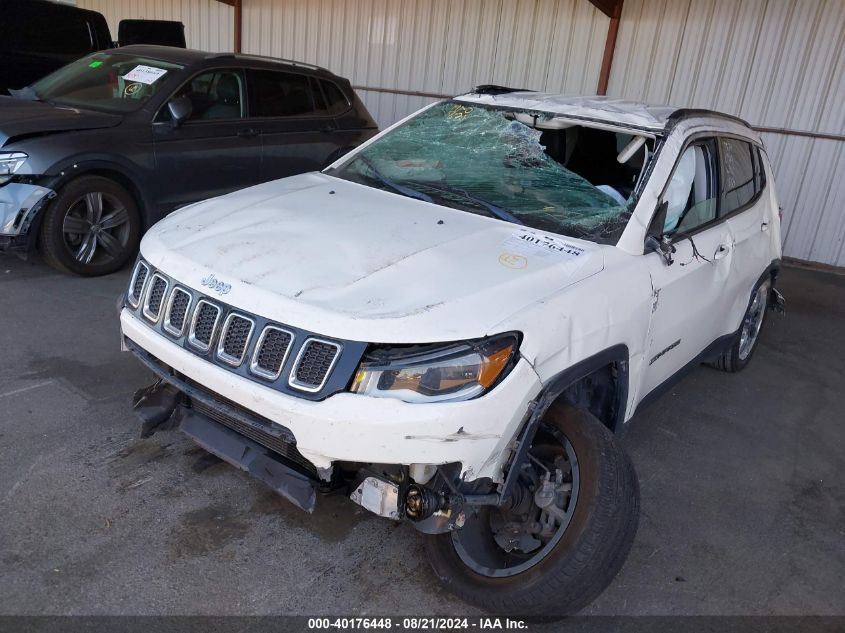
[640,138,739,399]
[152,68,262,217]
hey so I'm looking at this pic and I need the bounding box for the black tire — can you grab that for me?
[708,278,771,373]
[39,175,141,276]
[424,403,639,618]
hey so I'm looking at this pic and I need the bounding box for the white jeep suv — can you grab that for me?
[120,88,783,616]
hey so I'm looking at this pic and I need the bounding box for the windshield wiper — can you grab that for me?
[417,182,524,226]
[356,155,433,203]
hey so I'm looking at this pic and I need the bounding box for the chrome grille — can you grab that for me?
[128,262,149,307]
[217,313,254,366]
[142,274,168,322]
[189,300,221,351]
[290,339,341,392]
[163,287,192,337]
[250,326,294,380]
[128,261,356,398]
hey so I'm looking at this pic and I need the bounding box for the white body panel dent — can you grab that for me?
[489,247,654,423]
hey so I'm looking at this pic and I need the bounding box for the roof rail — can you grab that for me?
[669,108,752,129]
[471,84,531,95]
[206,52,324,71]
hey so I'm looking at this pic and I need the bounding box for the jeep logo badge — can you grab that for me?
[201,274,232,295]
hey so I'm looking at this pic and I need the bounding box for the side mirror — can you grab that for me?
[644,200,676,265]
[167,96,193,128]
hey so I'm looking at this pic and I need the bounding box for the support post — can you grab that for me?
[596,0,623,96]
[213,0,242,53]
[234,0,242,53]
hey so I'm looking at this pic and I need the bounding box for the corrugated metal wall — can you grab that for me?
[77,0,234,52]
[241,0,609,128]
[608,0,845,267]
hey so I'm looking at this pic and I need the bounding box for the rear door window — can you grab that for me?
[249,70,317,118]
[719,138,757,214]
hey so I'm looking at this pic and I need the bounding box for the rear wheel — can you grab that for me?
[39,175,140,276]
[424,403,639,618]
[709,279,770,372]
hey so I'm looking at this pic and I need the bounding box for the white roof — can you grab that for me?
[455,92,683,132]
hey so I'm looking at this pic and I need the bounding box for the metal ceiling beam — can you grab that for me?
[587,0,624,19]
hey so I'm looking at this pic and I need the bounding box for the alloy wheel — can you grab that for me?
[739,284,768,361]
[451,424,580,577]
[61,191,132,265]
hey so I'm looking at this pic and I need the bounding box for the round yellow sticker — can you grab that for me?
[499,253,528,269]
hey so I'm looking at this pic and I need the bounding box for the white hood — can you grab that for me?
[141,173,605,343]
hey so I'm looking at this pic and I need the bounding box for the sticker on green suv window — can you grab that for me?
[88,60,104,68]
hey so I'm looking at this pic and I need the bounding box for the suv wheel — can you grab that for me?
[424,403,639,618]
[39,175,141,276]
[709,279,771,372]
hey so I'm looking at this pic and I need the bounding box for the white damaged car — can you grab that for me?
[120,87,784,616]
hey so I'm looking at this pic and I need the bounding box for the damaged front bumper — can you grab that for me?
[133,378,320,512]
[122,307,543,526]
[121,308,541,481]
[0,181,54,253]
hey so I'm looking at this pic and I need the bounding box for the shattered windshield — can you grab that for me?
[330,101,649,243]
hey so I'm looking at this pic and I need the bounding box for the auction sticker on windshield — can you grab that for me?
[122,65,168,85]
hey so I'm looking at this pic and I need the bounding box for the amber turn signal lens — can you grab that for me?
[478,342,515,388]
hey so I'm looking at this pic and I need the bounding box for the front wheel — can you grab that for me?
[424,403,640,618]
[39,175,141,276]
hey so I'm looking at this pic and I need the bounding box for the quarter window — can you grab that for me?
[320,80,350,116]
[250,70,317,118]
[719,138,757,214]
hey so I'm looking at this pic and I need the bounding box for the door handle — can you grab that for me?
[761,222,769,232]
[237,128,259,138]
[319,125,336,133]
[714,244,731,260]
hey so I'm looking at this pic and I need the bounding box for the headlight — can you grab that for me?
[0,152,28,176]
[351,333,519,403]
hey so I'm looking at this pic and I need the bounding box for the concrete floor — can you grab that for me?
[0,256,843,617]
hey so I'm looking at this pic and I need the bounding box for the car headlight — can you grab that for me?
[351,333,519,403]
[0,152,28,175]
